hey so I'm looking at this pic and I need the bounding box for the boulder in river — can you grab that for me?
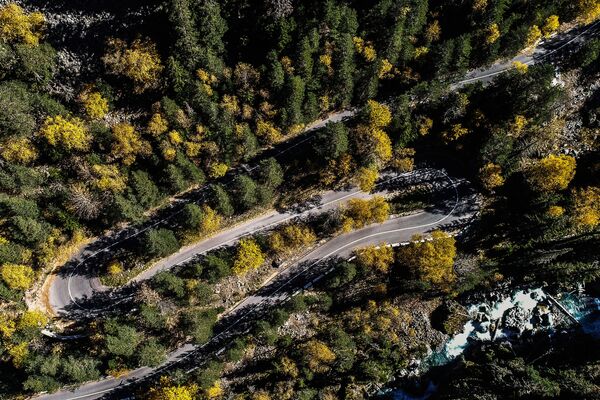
[502,306,530,334]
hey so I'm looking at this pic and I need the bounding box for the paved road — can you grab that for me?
[36,19,598,400]
[453,19,600,88]
[47,109,355,316]
[49,168,435,314]
[36,169,477,400]
[47,19,600,317]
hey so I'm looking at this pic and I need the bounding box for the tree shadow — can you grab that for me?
[532,20,600,65]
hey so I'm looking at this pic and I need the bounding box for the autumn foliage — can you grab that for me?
[341,197,390,232]
[571,186,600,230]
[232,238,265,275]
[39,115,90,151]
[527,154,576,192]
[0,3,44,46]
[0,263,34,290]
[398,230,456,287]
[103,38,163,93]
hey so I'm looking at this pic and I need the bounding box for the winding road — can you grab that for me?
[47,18,600,318]
[37,168,477,400]
[34,19,600,400]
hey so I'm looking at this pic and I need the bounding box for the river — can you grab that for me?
[386,287,600,399]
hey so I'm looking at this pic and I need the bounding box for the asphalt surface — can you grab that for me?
[37,169,477,400]
[48,109,356,316]
[48,19,600,317]
[453,19,600,89]
[48,168,437,314]
[36,20,599,400]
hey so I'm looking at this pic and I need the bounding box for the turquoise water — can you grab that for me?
[424,288,547,370]
[389,289,600,400]
[559,293,600,337]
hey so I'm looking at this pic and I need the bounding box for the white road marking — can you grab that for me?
[42,20,600,397]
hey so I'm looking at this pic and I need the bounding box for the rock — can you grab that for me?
[502,306,530,333]
[408,359,421,370]
[476,320,491,333]
[431,301,470,335]
[475,311,489,323]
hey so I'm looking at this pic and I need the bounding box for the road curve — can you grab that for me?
[36,169,478,400]
[47,19,598,316]
[50,168,441,314]
[34,19,596,400]
[453,19,600,89]
[47,109,355,316]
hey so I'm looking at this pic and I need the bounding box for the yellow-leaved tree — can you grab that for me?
[579,0,600,23]
[473,0,488,12]
[353,37,377,62]
[8,342,29,368]
[280,224,316,249]
[209,162,229,178]
[301,339,336,373]
[485,23,500,44]
[391,148,416,172]
[256,120,283,145]
[232,238,265,275]
[252,391,272,400]
[0,3,44,45]
[424,20,441,42]
[0,314,16,338]
[547,205,565,218]
[398,230,456,287]
[341,196,390,231]
[111,123,151,165]
[205,381,223,399]
[198,205,222,235]
[442,123,469,143]
[0,263,34,290]
[355,126,393,165]
[479,163,505,191]
[526,25,542,47]
[268,224,316,254]
[542,15,560,37]
[366,100,392,129]
[80,91,109,119]
[352,100,393,168]
[527,154,576,192]
[17,310,48,331]
[92,164,127,192]
[146,378,197,400]
[513,61,529,73]
[355,244,394,273]
[571,186,600,230]
[103,38,163,93]
[147,113,169,136]
[1,137,38,164]
[39,115,90,151]
[354,166,379,192]
[510,115,528,137]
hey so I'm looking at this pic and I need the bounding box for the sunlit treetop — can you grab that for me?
[579,0,600,24]
[0,137,38,164]
[366,100,392,129]
[527,154,576,192]
[103,38,164,93]
[39,115,90,152]
[571,186,600,230]
[80,91,109,120]
[0,3,45,46]
[485,23,500,44]
[0,263,34,290]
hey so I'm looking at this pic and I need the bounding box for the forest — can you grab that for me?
[0,0,599,399]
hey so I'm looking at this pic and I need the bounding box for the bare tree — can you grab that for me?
[266,0,293,19]
[67,184,101,220]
